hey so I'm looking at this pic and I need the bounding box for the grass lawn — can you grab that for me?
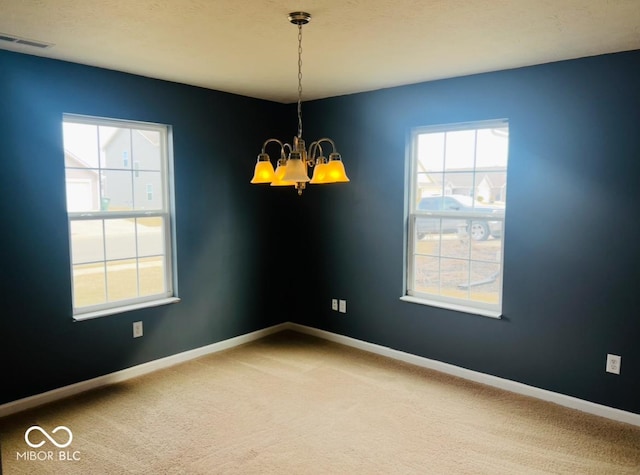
[73,258,164,308]
[414,235,501,304]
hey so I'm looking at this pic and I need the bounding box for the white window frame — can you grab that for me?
[63,114,179,321]
[402,119,509,318]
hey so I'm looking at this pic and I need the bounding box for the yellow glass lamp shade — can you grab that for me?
[250,154,275,184]
[271,159,296,186]
[309,157,330,184]
[325,153,350,183]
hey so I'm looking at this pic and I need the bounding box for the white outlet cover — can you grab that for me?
[339,300,346,313]
[332,299,338,311]
[606,354,621,374]
[133,321,143,338]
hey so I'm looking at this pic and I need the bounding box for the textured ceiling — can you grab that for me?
[1,1,639,103]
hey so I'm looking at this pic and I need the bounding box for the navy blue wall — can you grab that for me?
[0,50,295,405]
[296,51,640,415]
[2,47,639,417]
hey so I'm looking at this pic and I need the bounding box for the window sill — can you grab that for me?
[73,297,181,322]
[400,295,502,319]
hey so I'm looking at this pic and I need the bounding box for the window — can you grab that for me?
[63,114,178,320]
[403,120,509,318]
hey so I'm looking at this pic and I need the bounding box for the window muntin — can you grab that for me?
[63,114,177,319]
[404,120,508,317]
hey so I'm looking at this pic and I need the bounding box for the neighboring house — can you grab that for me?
[440,167,507,203]
[416,172,453,197]
[64,151,100,211]
[101,128,162,210]
[417,167,507,203]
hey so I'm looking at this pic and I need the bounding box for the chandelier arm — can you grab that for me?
[261,138,284,154]
[315,138,338,153]
[308,141,324,164]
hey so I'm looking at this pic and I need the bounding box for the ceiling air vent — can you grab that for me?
[0,33,53,49]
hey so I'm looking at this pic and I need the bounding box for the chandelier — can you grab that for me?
[250,12,349,195]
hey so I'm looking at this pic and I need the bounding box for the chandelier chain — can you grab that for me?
[297,23,303,139]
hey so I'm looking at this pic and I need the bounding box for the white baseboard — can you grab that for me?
[0,323,289,418]
[2,321,639,428]
[288,323,640,427]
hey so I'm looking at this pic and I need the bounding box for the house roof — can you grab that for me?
[64,150,98,173]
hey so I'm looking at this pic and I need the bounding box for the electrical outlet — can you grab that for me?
[339,299,347,313]
[606,354,621,374]
[331,299,338,311]
[133,321,143,338]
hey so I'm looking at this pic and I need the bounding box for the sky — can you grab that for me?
[63,122,118,167]
[418,127,509,171]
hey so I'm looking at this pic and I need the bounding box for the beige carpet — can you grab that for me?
[1,330,639,474]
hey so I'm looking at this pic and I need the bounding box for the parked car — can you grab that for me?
[416,195,503,241]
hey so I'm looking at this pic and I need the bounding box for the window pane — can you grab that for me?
[137,217,164,257]
[416,172,445,198]
[417,196,440,211]
[475,127,509,169]
[413,255,440,294]
[134,171,162,210]
[139,256,165,296]
[469,262,501,304]
[105,219,136,260]
[100,126,132,170]
[415,233,441,261]
[470,235,502,262]
[102,169,134,211]
[477,171,507,203]
[63,122,99,168]
[132,129,162,171]
[417,133,445,171]
[439,258,470,299]
[64,173,100,212]
[444,130,476,170]
[416,217,443,242]
[467,219,495,242]
[70,220,104,264]
[416,216,468,241]
[440,230,470,259]
[106,259,138,302]
[443,172,475,200]
[73,263,106,307]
